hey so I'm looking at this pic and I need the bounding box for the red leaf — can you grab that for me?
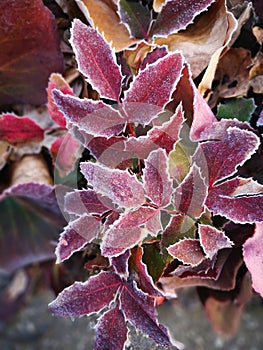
[243,223,263,297]
[70,19,123,101]
[80,162,145,209]
[173,164,208,218]
[206,177,263,223]
[50,133,82,177]
[193,127,260,187]
[111,250,131,276]
[120,281,177,348]
[0,0,63,105]
[0,114,44,144]
[65,189,114,216]
[101,207,157,257]
[47,73,74,128]
[199,224,233,260]
[143,149,173,207]
[48,271,122,317]
[125,103,183,159]
[55,225,88,263]
[123,52,184,123]
[140,47,168,70]
[55,214,101,263]
[52,90,125,137]
[168,239,206,266]
[150,0,215,37]
[95,305,128,350]
[189,83,218,141]
[130,247,162,296]
[87,136,132,168]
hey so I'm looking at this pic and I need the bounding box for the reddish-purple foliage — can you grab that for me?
[150,0,215,36]
[47,11,263,350]
[0,0,64,105]
[0,114,44,144]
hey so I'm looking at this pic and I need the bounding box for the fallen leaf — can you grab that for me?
[76,0,138,51]
[0,0,64,105]
[10,154,53,186]
[153,0,166,13]
[203,47,252,108]
[154,0,236,78]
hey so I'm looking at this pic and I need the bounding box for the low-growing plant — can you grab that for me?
[46,5,263,349]
[1,1,262,349]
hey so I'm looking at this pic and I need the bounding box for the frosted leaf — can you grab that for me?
[70,19,123,100]
[143,149,173,208]
[80,162,145,209]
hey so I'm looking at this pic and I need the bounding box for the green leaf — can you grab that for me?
[118,0,152,40]
[142,242,166,283]
[217,98,256,122]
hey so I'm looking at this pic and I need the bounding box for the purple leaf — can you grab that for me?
[145,210,163,236]
[173,164,208,218]
[0,113,44,144]
[160,248,243,292]
[55,215,101,263]
[193,127,260,187]
[101,207,157,257]
[199,225,233,260]
[129,247,162,296]
[143,149,173,207]
[87,136,132,168]
[55,225,88,263]
[48,271,122,317]
[123,52,184,123]
[118,0,152,40]
[52,90,125,137]
[120,281,177,348]
[206,177,263,223]
[150,0,215,37]
[0,187,65,274]
[64,189,114,216]
[0,0,64,105]
[168,239,206,266]
[80,162,145,209]
[95,305,128,350]
[140,47,168,70]
[1,182,64,217]
[70,19,123,101]
[125,103,183,159]
[243,223,263,297]
[193,118,255,142]
[111,250,131,276]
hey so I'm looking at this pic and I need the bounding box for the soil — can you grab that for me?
[0,287,262,350]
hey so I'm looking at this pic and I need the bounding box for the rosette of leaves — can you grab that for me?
[48,19,263,350]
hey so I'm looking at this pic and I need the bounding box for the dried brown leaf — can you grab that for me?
[76,0,138,51]
[153,0,166,13]
[154,0,236,78]
[198,4,253,102]
[204,47,252,108]
[11,155,53,186]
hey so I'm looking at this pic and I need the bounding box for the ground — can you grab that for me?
[0,287,262,350]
